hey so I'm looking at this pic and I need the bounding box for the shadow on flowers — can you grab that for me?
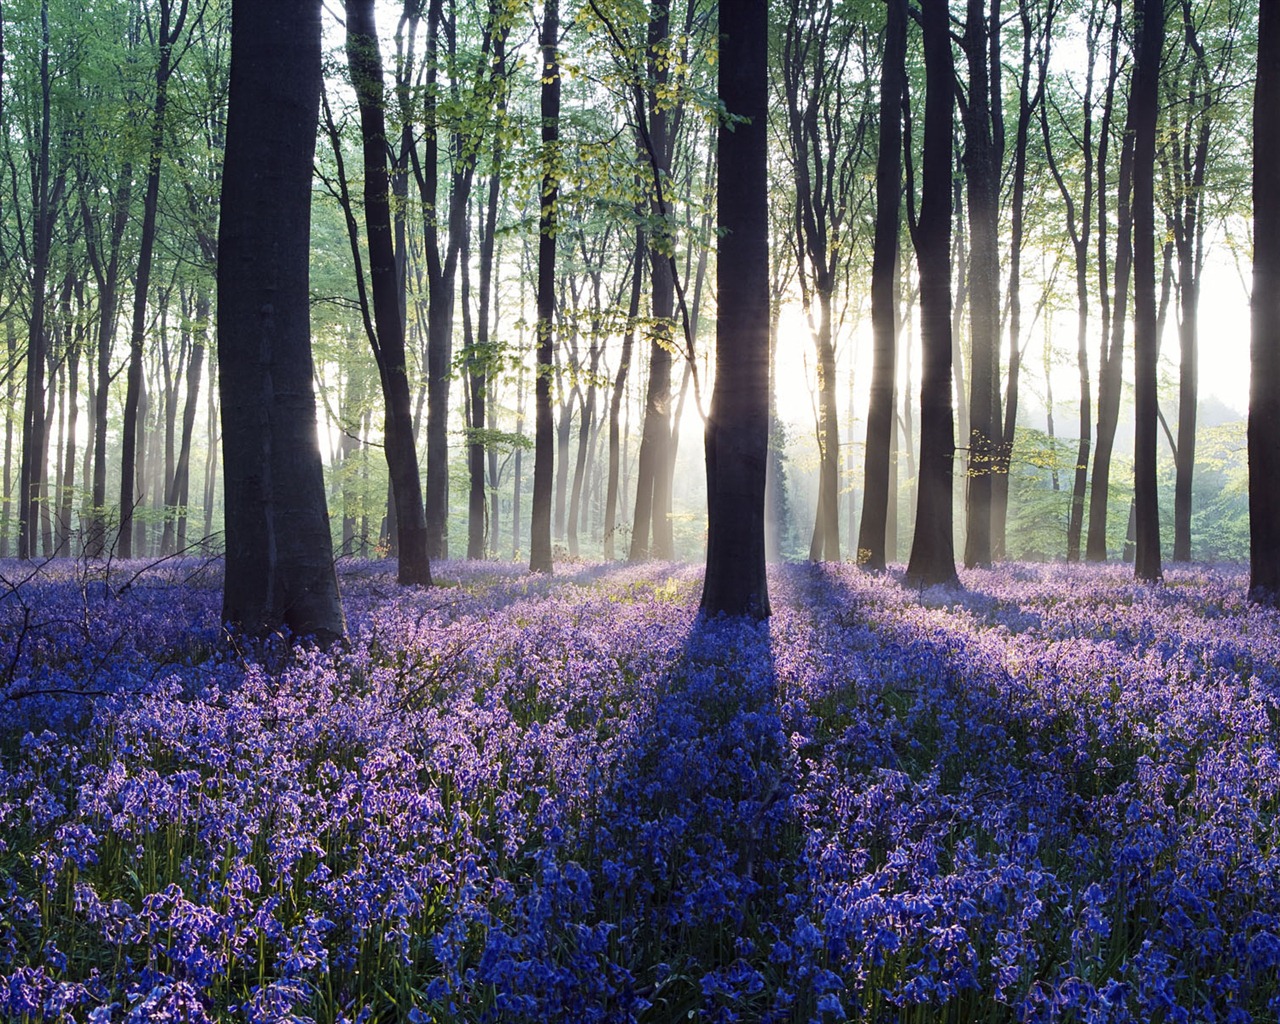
[472,601,788,1024]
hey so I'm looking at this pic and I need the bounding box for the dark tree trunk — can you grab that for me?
[218,0,344,641]
[119,0,187,559]
[857,0,907,572]
[1251,0,1280,602]
[960,0,1002,569]
[905,0,958,589]
[1132,0,1165,582]
[529,0,559,574]
[18,0,61,561]
[345,0,432,585]
[701,0,770,618]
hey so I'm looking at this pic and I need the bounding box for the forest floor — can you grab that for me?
[0,555,1278,1023]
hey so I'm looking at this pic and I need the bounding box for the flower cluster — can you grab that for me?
[1,556,1278,1022]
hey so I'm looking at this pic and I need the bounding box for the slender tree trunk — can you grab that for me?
[961,0,1002,569]
[568,319,601,558]
[604,231,643,559]
[808,291,841,562]
[59,322,80,554]
[2,324,14,558]
[204,362,217,543]
[905,0,958,588]
[529,0,559,573]
[1132,0,1165,582]
[513,355,525,558]
[219,0,344,640]
[120,0,188,559]
[171,291,207,551]
[857,0,907,571]
[346,0,432,584]
[85,168,132,558]
[18,0,60,561]
[1087,0,1131,561]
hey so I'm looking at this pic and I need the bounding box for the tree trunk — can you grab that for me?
[1087,0,1131,561]
[960,0,1002,570]
[529,0,559,574]
[468,31,507,560]
[568,320,601,558]
[1131,0,1165,582]
[18,0,60,561]
[119,0,187,559]
[604,230,643,560]
[346,0,433,585]
[701,0,770,618]
[169,291,207,552]
[807,291,841,562]
[857,0,907,571]
[905,0,958,589]
[1251,0,1280,602]
[218,0,344,641]
[1,324,14,558]
[995,0,1051,560]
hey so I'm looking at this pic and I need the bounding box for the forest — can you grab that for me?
[2,0,1280,1020]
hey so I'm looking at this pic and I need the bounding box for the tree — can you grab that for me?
[1250,0,1280,602]
[779,0,870,563]
[959,0,1003,568]
[1041,0,1103,563]
[857,0,907,572]
[992,0,1054,558]
[218,0,344,640]
[1086,0,1132,562]
[17,0,67,559]
[529,0,560,574]
[1160,0,1247,561]
[904,0,959,588]
[701,0,769,618]
[1131,0,1165,583]
[343,0,432,585]
[118,0,194,559]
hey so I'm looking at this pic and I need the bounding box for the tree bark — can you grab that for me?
[1087,0,1131,561]
[345,0,432,585]
[119,0,188,559]
[905,0,958,589]
[857,0,906,572]
[960,0,1003,569]
[218,0,344,641]
[604,230,643,560]
[1132,0,1165,582]
[529,0,559,574]
[701,0,770,618]
[1251,0,1280,602]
